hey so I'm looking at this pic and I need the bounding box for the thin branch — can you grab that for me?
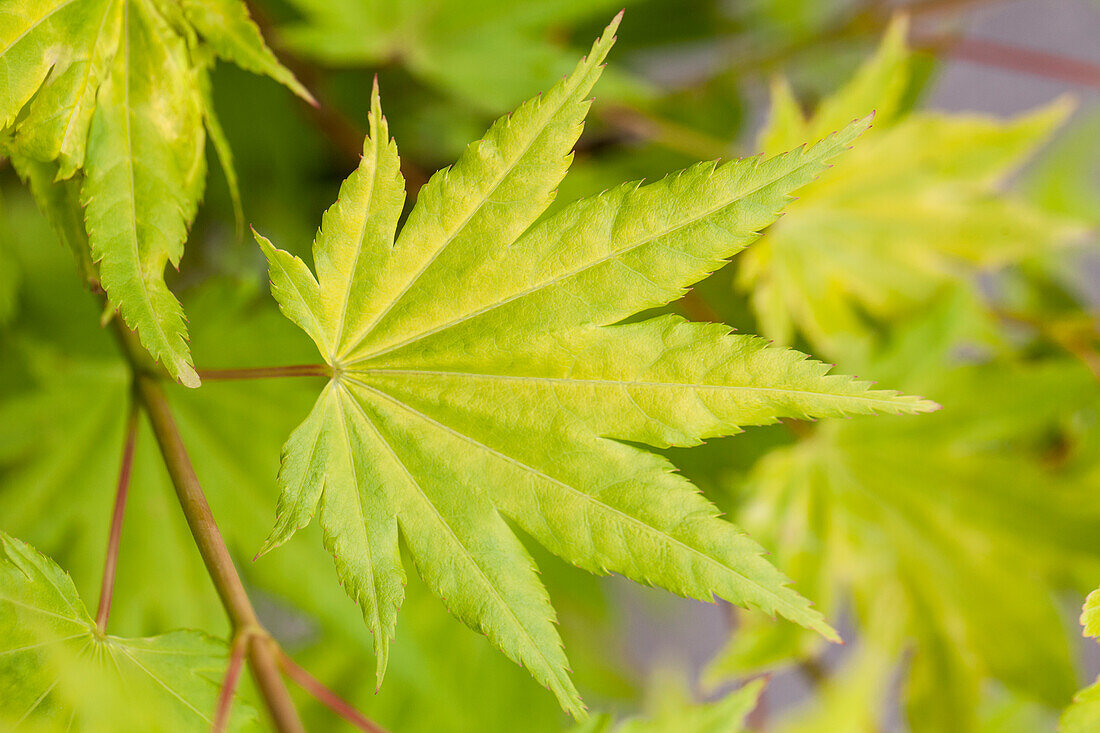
[126,368,305,733]
[56,26,304,731]
[213,631,251,733]
[197,364,332,381]
[914,33,1100,87]
[95,400,139,634]
[277,649,389,733]
[715,0,1011,83]
[97,308,305,731]
[242,0,429,195]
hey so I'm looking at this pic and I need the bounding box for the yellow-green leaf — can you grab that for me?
[255,16,935,716]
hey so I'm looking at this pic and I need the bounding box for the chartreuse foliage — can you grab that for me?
[277,0,638,113]
[0,222,580,732]
[0,530,255,731]
[1062,589,1100,732]
[1083,588,1100,638]
[0,238,17,325]
[0,0,310,387]
[254,16,935,715]
[708,296,1100,731]
[737,17,1083,357]
[573,677,764,733]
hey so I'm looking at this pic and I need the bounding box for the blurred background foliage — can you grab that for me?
[2,0,1099,730]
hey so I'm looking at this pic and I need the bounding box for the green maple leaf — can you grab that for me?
[1083,588,1100,639]
[1062,683,1100,733]
[254,17,934,715]
[709,296,1100,731]
[0,530,256,732]
[1062,589,1100,733]
[736,17,1084,357]
[0,0,311,387]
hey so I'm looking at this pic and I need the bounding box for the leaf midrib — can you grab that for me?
[332,385,386,648]
[348,367,912,411]
[346,146,829,365]
[115,644,212,724]
[330,128,381,358]
[345,376,829,630]
[337,55,602,361]
[339,386,576,703]
[56,0,119,161]
[0,0,83,57]
[114,3,174,366]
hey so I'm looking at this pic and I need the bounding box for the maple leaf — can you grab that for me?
[0,0,310,387]
[736,17,1084,357]
[708,296,1100,731]
[0,530,256,731]
[1083,588,1100,639]
[254,16,935,715]
[1061,589,1100,732]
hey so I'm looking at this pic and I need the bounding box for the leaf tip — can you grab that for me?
[178,366,201,389]
[913,397,942,413]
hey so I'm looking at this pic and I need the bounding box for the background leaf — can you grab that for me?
[0,530,257,732]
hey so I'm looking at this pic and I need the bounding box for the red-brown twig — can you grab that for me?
[914,33,1100,87]
[130,370,305,733]
[95,401,139,634]
[277,649,389,733]
[213,631,252,733]
[197,364,332,381]
[242,0,429,195]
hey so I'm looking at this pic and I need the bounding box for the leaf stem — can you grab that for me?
[197,364,332,381]
[56,84,313,733]
[913,32,1100,87]
[277,649,390,733]
[213,630,251,733]
[128,370,305,733]
[95,399,139,635]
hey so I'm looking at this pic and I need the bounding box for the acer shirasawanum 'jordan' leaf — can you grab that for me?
[255,16,935,715]
[0,530,256,732]
[737,17,1083,358]
[0,0,309,387]
[1062,589,1100,732]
